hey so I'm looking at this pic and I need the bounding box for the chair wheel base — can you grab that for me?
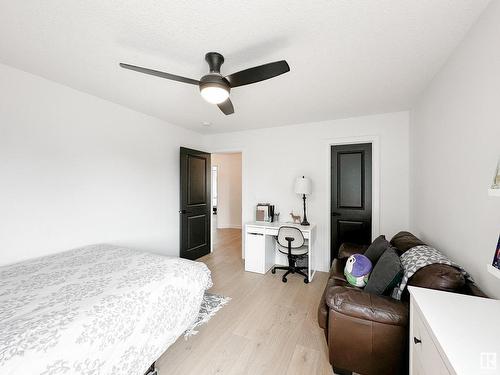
[282,277,287,283]
[304,278,309,284]
[271,268,276,274]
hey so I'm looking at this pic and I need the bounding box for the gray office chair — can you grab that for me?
[271,226,309,283]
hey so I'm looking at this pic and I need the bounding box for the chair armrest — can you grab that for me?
[326,286,408,326]
[338,243,368,259]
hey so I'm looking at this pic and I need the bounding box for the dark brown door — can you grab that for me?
[180,147,211,260]
[331,143,372,262]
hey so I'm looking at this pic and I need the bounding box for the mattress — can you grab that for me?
[0,244,212,375]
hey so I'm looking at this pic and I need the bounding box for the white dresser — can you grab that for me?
[409,286,500,375]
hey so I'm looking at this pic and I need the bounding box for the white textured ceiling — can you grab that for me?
[0,1,490,133]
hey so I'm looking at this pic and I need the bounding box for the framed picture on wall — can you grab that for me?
[492,234,500,270]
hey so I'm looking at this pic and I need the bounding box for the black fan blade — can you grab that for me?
[225,60,290,88]
[217,98,234,115]
[119,63,199,85]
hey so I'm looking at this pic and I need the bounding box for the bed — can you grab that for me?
[0,244,212,375]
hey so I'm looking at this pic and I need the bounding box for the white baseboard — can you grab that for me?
[216,224,242,229]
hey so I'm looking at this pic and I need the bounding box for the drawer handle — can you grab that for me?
[248,232,263,236]
[413,337,422,345]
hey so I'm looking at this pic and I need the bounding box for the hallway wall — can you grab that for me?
[212,153,242,229]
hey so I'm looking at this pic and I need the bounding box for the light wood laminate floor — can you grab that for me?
[157,226,333,375]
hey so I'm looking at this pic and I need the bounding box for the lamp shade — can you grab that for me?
[295,176,311,195]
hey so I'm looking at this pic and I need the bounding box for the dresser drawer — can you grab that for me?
[411,301,451,375]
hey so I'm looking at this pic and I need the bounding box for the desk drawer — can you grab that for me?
[411,303,450,375]
[246,226,265,235]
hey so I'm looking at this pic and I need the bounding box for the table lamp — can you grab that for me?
[295,176,311,226]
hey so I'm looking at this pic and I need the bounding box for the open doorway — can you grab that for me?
[211,152,242,254]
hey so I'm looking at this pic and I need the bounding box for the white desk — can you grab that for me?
[244,222,317,282]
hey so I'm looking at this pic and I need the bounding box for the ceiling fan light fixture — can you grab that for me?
[200,85,229,104]
[199,74,230,104]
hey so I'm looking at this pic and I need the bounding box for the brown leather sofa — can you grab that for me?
[318,231,487,375]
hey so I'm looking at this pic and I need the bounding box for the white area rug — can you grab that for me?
[183,292,231,338]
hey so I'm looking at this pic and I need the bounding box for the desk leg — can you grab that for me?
[308,230,315,282]
[264,234,276,273]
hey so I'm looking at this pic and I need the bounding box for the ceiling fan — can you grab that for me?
[119,52,290,115]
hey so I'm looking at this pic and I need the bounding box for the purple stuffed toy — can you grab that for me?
[344,254,372,287]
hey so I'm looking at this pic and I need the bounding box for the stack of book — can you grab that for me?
[256,203,275,222]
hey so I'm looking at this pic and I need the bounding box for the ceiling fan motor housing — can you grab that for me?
[205,52,224,73]
[199,74,230,93]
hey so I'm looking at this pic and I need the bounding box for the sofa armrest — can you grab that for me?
[326,286,408,326]
[326,286,407,374]
[338,243,368,259]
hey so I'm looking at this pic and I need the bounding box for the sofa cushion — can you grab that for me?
[408,263,465,292]
[365,246,403,295]
[329,257,348,281]
[390,231,426,254]
[364,235,389,264]
[338,243,369,259]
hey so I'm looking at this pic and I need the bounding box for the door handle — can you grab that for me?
[248,232,263,236]
[331,212,341,216]
[413,337,422,345]
[179,209,192,214]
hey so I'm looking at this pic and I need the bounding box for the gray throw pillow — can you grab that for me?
[364,235,389,265]
[364,246,403,296]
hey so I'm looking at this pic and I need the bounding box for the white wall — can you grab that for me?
[205,112,410,272]
[0,63,203,265]
[211,153,242,229]
[410,1,500,298]
[411,1,500,297]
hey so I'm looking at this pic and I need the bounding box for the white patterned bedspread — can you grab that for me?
[0,244,212,375]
